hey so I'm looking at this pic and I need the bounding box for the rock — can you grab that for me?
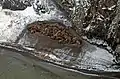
[115,45,120,53]
[54,0,85,33]
[82,0,118,45]
[1,0,32,10]
[115,44,120,63]
[33,0,49,14]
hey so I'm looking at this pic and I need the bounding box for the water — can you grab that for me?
[0,47,62,79]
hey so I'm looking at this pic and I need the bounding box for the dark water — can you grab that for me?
[0,47,92,79]
[0,47,62,79]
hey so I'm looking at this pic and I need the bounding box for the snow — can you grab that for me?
[76,41,118,71]
[0,0,72,42]
[49,54,61,61]
[0,7,18,42]
[108,5,116,11]
[84,25,91,31]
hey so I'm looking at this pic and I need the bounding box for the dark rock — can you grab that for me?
[33,0,50,15]
[115,45,120,63]
[1,0,32,10]
[82,0,118,47]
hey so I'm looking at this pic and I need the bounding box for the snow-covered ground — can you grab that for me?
[0,0,72,42]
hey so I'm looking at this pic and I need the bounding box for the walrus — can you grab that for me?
[27,21,82,47]
[26,21,83,60]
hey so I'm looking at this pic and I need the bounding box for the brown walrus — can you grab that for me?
[27,21,82,47]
